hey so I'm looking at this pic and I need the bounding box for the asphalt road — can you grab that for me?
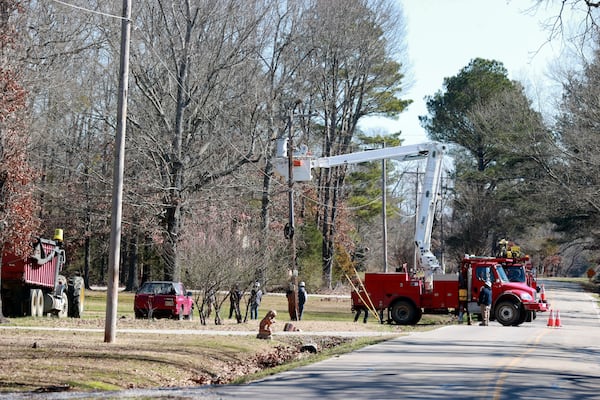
[3,279,599,400]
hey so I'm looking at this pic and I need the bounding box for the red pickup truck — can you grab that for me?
[134,281,194,320]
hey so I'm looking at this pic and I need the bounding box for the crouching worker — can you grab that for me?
[257,309,277,340]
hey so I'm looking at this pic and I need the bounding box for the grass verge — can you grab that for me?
[0,289,452,394]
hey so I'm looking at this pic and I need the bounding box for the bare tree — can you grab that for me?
[296,0,411,288]
[541,47,600,250]
[9,0,419,293]
[127,0,269,281]
[179,201,269,325]
[22,1,116,286]
[534,0,600,44]
[253,1,316,285]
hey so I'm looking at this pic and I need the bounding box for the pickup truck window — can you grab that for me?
[138,282,175,295]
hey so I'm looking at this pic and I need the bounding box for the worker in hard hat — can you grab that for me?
[298,281,307,320]
[477,280,493,326]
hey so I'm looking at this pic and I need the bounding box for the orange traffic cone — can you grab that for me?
[547,309,555,327]
[554,310,562,327]
[540,284,547,302]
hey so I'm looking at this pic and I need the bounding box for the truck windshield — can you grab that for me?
[495,266,509,282]
[504,266,525,282]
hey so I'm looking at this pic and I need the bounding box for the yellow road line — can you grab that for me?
[486,329,550,400]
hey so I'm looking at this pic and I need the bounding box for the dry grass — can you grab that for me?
[0,328,300,391]
[0,289,453,394]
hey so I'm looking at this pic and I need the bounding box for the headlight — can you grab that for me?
[520,293,532,301]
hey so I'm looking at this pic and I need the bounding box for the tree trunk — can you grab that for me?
[126,229,139,291]
[163,201,182,281]
[320,166,334,289]
[84,235,91,290]
[0,245,7,323]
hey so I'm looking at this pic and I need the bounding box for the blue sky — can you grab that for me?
[360,0,586,144]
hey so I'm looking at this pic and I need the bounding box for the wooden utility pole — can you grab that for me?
[105,0,131,343]
[286,106,298,321]
[381,142,388,273]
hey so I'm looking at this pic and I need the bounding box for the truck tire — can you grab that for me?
[29,289,44,317]
[525,310,534,322]
[413,307,423,325]
[68,277,85,318]
[57,291,69,318]
[390,300,417,325]
[495,300,521,326]
[69,295,83,318]
[512,305,528,326]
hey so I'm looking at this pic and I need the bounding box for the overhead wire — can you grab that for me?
[56,2,425,221]
[50,0,129,21]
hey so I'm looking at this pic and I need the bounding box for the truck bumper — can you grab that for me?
[524,301,548,312]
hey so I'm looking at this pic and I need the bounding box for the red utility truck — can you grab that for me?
[352,255,547,326]
[1,229,84,318]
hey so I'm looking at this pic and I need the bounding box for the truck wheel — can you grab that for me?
[525,310,534,322]
[390,300,417,325]
[512,305,527,326]
[70,295,83,318]
[68,277,85,318]
[29,289,43,317]
[57,292,69,318]
[29,289,35,317]
[495,301,520,326]
[37,289,45,317]
[413,307,423,324]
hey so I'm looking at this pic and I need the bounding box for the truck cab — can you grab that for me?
[462,256,548,326]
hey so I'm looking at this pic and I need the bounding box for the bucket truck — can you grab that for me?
[275,141,547,326]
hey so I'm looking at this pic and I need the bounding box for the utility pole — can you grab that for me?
[285,103,302,321]
[287,106,297,320]
[381,142,388,272]
[414,167,419,272]
[105,0,131,343]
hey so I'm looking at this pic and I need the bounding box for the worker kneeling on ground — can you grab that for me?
[257,310,277,340]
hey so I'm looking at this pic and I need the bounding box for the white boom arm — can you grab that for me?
[274,141,446,290]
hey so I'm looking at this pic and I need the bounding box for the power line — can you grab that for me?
[50,0,128,21]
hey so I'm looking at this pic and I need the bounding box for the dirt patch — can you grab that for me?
[192,336,350,385]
